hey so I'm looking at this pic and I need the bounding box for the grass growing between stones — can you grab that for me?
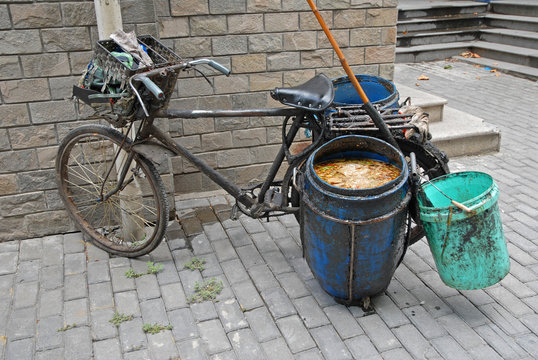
[187,278,224,303]
[142,323,173,334]
[184,257,206,271]
[57,323,77,332]
[125,261,164,278]
[109,311,134,327]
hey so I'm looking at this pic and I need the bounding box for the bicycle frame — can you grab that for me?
[129,106,313,218]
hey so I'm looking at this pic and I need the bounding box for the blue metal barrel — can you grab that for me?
[300,135,410,304]
[332,74,399,109]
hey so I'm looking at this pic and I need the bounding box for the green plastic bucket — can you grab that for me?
[417,171,510,290]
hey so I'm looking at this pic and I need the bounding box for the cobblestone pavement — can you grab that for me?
[1,61,538,359]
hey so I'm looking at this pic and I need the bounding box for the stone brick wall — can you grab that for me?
[0,0,397,241]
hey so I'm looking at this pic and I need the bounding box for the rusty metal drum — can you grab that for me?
[300,135,410,304]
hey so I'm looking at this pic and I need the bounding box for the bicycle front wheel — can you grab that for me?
[56,124,169,257]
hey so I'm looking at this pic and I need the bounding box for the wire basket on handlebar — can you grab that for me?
[73,34,182,127]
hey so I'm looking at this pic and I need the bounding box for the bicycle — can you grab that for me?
[57,38,448,258]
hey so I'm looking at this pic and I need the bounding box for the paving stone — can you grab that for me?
[123,349,151,360]
[0,301,9,335]
[64,326,92,360]
[262,221,290,239]
[226,226,252,247]
[16,260,40,283]
[239,217,265,234]
[13,281,38,308]
[6,338,34,360]
[114,290,141,317]
[161,282,188,310]
[324,304,364,339]
[500,273,537,298]
[276,315,316,353]
[40,264,63,290]
[110,266,136,293]
[277,272,309,299]
[221,259,249,285]
[236,245,264,269]
[409,284,453,318]
[87,261,110,284]
[212,239,238,262]
[293,296,330,328]
[294,348,325,360]
[381,347,413,360]
[311,325,353,360]
[261,287,297,319]
[149,241,174,262]
[191,301,218,322]
[372,294,409,328]
[393,324,441,360]
[135,275,161,301]
[109,257,131,268]
[231,280,264,311]
[393,263,425,290]
[35,315,63,351]
[402,305,447,339]
[305,278,337,308]
[248,264,279,291]
[0,274,13,302]
[64,253,86,275]
[65,298,89,326]
[357,314,400,352]
[290,258,314,281]
[251,232,280,253]
[401,251,432,274]
[38,288,63,318]
[89,282,114,311]
[203,222,228,242]
[90,308,118,341]
[0,252,18,275]
[19,238,42,260]
[93,338,122,360]
[199,319,232,354]
[119,317,147,353]
[273,236,302,260]
[201,253,223,278]
[192,233,214,255]
[0,241,19,252]
[64,273,88,300]
[468,345,506,360]
[245,307,280,342]
[386,279,420,308]
[515,333,538,358]
[169,307,198,341]
[35,348,64,360]
[417,270,460,298]
[147,331,179,359]
[459,289,495,307]
[140,298,169,325]
[486,286,534,317]
[216,298,248,332]
[210,350,237,360]
[177,338,210,360]
[42,236,64,267]
[63,233,85,253]
[445,295,489,328]
[228,328,265,360]
[431,336,472,360]
[479,303,529,336]
[179,268,204,297]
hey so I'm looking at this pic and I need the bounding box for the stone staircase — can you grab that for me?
[396,0,538,80]
[394,81,500,158]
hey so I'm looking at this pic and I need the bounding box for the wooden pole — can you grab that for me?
[94,0,123,40]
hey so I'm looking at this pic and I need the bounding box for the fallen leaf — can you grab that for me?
[417,74,429,80]
[493,62,498,65]
[490,69,497,73]
[403,31,408,35]
[476,76,480,80]
[444,65,453,69]
[415,83,420,87]
[461,51,481,58]
[495,73,501,77]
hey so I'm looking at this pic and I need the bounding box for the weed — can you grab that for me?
[187,278,223,303]
[109,311,134,327]
[146,261,163,274]
[184,257,206,271]
[142,323,173,334]
[125,261,164,278]
[57,323,77,332]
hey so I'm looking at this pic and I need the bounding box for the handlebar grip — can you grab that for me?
[139,76,165,99]
[208,60,231,76]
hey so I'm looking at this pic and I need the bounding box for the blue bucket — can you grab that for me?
[300,135,410,304]
[332,74,399,109]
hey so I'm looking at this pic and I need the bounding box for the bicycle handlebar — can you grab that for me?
[138,76,165,99]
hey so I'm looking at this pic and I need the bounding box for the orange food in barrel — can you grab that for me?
[314,158,400,189]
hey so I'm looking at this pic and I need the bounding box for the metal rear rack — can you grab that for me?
[328,105,414,133]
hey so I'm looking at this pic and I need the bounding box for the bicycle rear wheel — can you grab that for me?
[56,124,168,257]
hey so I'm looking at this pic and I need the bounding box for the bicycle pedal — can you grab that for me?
[264,189,283,208]
[230,204,239,221]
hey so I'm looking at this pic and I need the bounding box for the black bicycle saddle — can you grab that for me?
[270,74,335,112]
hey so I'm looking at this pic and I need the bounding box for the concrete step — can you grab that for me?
[453,56,538,81]
[471,41,538,68]
[479,28,538,51]
[429,106,501,158]
[398,1,487,21]
[485,13,538,32]
[397,29,478,48]
[394,83,447,123]
[398,14,485,34]
[396,41,470,63]
[491,0,538,17]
